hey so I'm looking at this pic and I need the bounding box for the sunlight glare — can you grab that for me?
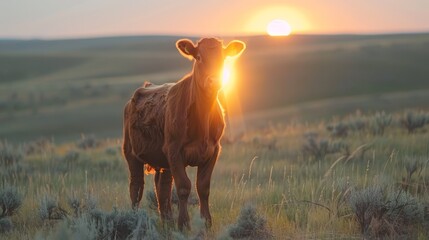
[267,19,292,36]
[222,58,235,92]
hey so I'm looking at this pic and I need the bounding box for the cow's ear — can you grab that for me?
[176,39,197,60]
[224,40,246,58]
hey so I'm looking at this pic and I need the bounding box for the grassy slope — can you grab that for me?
[1,33,429,142]
[2,114,429,239]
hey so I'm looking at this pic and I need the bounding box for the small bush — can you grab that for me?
[349,186,384,235]
[0,217,13,233]
[85,194,98,212]
[405,159,421,180]
[62,150,80,163]
[67,192,97,218]
[326,122,349,138]
[171,212,207,240]
[0,141,23,167]
[77,135,99,150]
[86,209,160,240]
[369,111,392,135]
[146,190,158,210]
[127,211,161,240]
[384,191,424,234]
[68,194,81,218]
[402,158,422,191]
[302,134,349,161]
[346,116,368,133]
[39,195,68,220]
[24,137,53,155]
[226,204,272,240]
[0,186,22,217]
[105,146,119,156]
[401,111,428,134]
[349,186,425,238]
[0,142,28,179]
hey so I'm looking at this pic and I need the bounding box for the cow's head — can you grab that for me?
[176,38,245,98]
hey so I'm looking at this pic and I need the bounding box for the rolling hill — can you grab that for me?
[1,33,429,142]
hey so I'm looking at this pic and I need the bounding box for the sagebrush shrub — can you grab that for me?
[171,212,207,240]
[401,111,428,134]
[0,186,22,217]
[105,146,119,156]
[0,142,28,179]
[67,192,97,218]
[35,221,75,240]
[0,141,23,167]
[24,137,53,155]
[0,217,13,233]
[87,209,160,240]
[405,159,421,180]
[349,186,384,235]
[128,211,161,240]
[77,135,99,149]
[62,150,80,163]
[39,195,68,220]
[346,116,368,132]
[349,186,425,238]
[385,191,424,229]
[227,204,272,240]
[68,194,81,218]
[302,134,349,161]
[326,122,349,138]
[146,190,158,210]
[370,111,392,135]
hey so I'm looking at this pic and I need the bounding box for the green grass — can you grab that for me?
[1,112,428,239]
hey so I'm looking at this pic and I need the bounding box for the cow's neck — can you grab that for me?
[189,70,217,142]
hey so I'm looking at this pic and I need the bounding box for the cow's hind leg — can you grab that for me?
[124,155,144,210]
[154,169,173,222]
[123,127,144,209]
[127,158,144,209]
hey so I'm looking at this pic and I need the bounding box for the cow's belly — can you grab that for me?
[183,141,218,167]
[138,149,170,169]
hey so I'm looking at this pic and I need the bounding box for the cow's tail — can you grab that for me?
[122,102,133,159]
[143,81,152,88]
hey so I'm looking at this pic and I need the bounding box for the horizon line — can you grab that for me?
[1,30,429,41]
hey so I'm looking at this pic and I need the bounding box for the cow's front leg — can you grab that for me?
[168,151,191,231]
[173,166,191,231]
[196,146,219,228]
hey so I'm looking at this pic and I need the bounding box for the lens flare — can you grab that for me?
[222,58,235,92]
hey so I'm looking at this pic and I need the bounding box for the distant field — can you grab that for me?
[1,33,429,142]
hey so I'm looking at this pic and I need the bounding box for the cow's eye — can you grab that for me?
[195,54,202,62]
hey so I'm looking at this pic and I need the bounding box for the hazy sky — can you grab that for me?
[1,0,429,38]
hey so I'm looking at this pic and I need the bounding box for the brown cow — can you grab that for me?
[122,38,245,230]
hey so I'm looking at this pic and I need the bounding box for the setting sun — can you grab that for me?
[267,19,292,36]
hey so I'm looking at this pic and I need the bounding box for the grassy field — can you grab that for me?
[1,33,429,239]
[1,111,429,239]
